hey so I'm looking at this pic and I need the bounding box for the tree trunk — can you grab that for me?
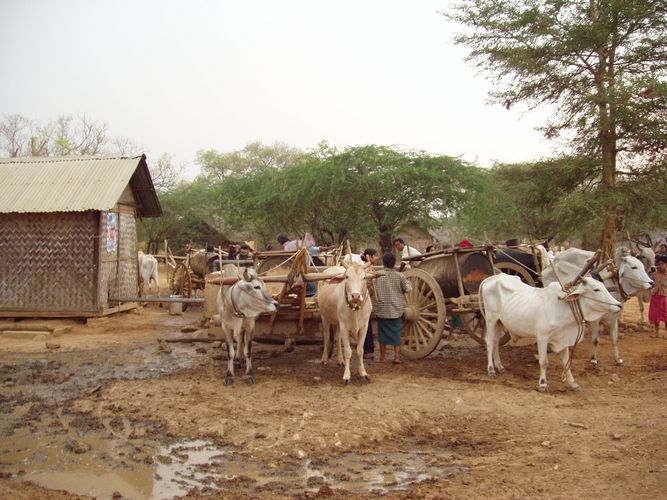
[592,0,618,262]
[379,226,393,254]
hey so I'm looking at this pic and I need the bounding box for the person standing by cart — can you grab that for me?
[371,252,412,364]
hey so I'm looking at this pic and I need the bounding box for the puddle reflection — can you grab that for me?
[1,434,466,499]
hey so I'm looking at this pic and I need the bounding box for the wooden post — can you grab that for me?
[297,249,309,335]
[453,251,466,299]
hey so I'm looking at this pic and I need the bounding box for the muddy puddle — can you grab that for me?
[0,431,466,498]
[0,341,205,406]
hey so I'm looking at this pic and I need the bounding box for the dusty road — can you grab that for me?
[1,299,666,499]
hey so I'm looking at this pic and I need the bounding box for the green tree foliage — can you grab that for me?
[457,155,667,246]
[137,179,220,253]
[218,144,479,251]
[458,157,602,242]
[447,0,667,256]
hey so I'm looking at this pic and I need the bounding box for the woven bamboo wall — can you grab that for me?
[99,207,137,307]
[0,212,98,312]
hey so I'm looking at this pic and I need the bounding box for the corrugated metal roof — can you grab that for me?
[0,155,162,217]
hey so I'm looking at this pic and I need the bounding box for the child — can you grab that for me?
[649,256,667,338]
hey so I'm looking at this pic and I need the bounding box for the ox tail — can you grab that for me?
[478,279,487,321]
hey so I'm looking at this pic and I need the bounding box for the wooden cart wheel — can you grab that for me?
[461,311,510,346]
[170,263,192,311]
[495,262,536,287]
[401,268,446,360]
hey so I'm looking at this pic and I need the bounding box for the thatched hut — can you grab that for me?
[0,155,161,317]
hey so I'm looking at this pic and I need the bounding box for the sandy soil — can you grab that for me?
[1,298,666,499]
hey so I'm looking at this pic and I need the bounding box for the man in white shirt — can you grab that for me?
[393,238,422,261]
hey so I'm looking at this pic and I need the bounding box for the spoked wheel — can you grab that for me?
[170,263,192,311]
[401,268,446,360]
[495,262,536,287]
[461,311,510,346]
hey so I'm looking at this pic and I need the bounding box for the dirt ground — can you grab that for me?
[1,297,666,499]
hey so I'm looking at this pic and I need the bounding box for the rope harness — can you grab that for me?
[562,298,585,382]
[548,253,598,383]
[495,248,540,276]
[345,285,370,311]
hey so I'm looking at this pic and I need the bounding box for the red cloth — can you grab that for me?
[458,239,473,248]
[649,294,667,323]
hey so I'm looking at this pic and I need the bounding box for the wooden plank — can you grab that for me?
[0,310,98,318]
[108,296,205,303]
[101,302,139,316]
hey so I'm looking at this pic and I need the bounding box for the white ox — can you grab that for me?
[481,274,621,392]
[137,251,159,297]
[542,247,654,366]
[216,264,278,385]
[629,245,656,324]
[319,263,373,384]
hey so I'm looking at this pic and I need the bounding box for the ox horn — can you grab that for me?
[592,259,612,277]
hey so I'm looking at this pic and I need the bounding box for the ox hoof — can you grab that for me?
[496,366,506,374]
[343,379,350,385]
[321,361,328,367]
[337,362,344,367]
[589,359,598,367]
[247,376,255,385]
[538,386,548,393]
[616,359,624,367]
[487,370,496,380]
[225,377,233,386]
[363,375,371,383]
[573,386,583,394]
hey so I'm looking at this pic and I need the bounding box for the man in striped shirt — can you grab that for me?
[371,252,412,364]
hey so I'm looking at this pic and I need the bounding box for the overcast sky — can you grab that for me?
[0,0,554,179]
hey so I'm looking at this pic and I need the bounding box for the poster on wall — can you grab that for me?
[106,213,117,253]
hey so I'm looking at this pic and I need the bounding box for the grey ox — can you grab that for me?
[319,263,373,384]
[480,273,621,392]
[216,264,278,385]
[542,247,654,366]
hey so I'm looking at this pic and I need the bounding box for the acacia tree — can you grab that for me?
[218,145,478,251]
[448,1,667,259]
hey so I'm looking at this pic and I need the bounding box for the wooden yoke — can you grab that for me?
[566,249,602,287]
[268,248,308,337]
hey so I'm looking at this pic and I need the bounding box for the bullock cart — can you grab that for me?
[399,245,503,360]
[204,248,340,347]
[167,246,259,311]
